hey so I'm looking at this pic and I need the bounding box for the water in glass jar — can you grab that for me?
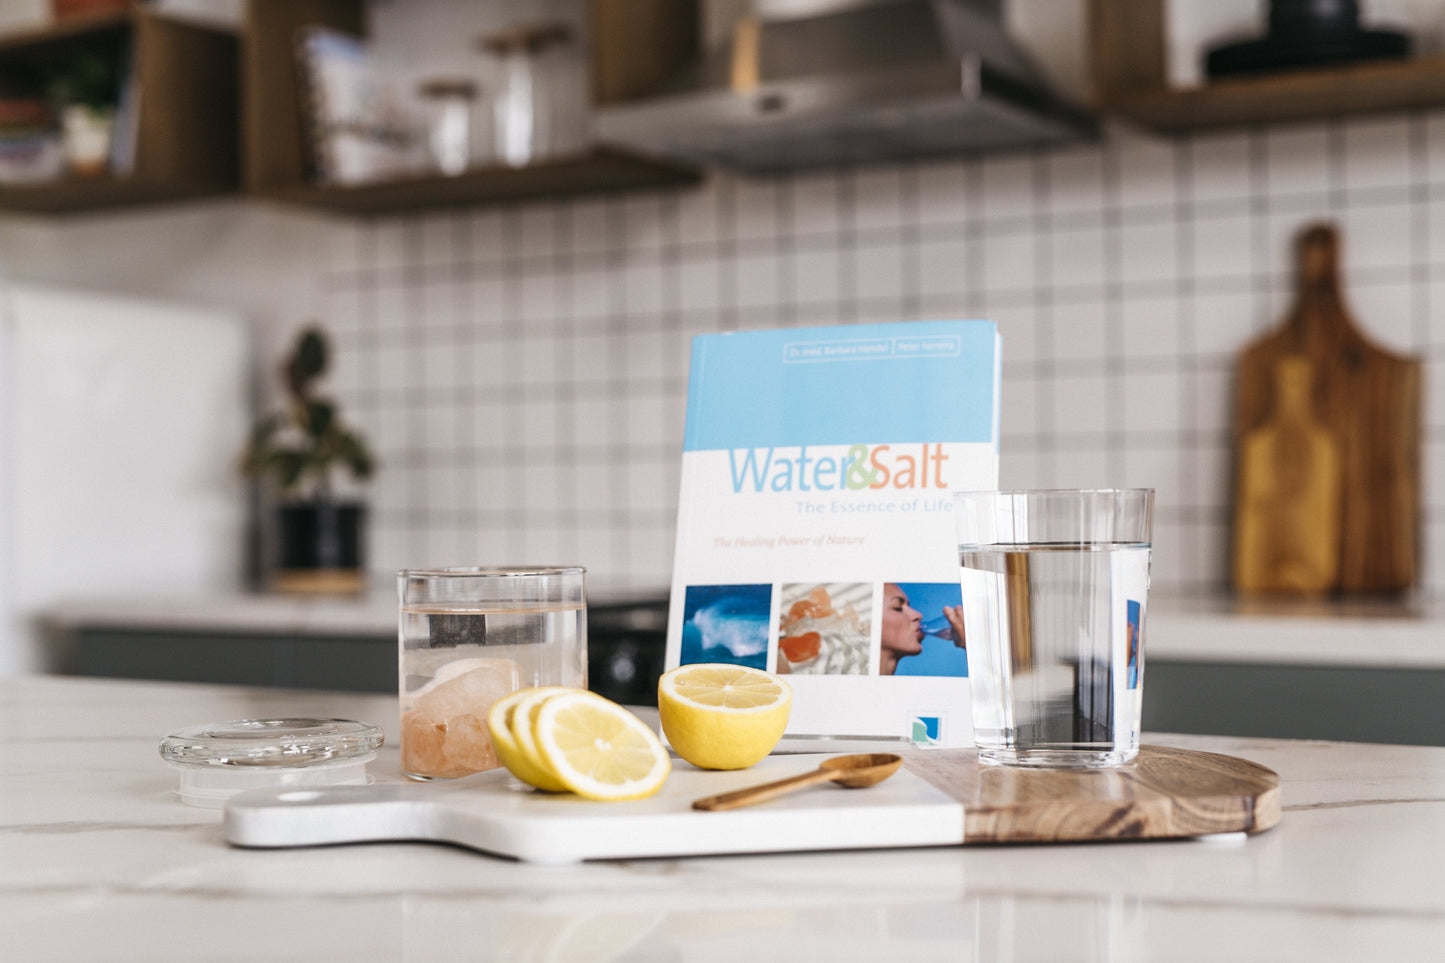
[959,542,1150,767]
[399,603,586,780]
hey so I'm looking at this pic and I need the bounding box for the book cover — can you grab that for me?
[665,320,1001,748]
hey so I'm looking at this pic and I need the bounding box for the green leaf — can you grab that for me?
[304,399,335,439]
[286,328,327,396]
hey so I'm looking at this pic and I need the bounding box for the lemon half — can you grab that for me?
[658,663,792,770]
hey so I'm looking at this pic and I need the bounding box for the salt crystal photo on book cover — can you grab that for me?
[666,319,1000,748]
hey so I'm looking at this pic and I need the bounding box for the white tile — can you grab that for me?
[570,330,614,386]
[523,465,562,513]
[1052,373,1110,434]
[573,454,614,511]
[914,159,971,224]
[376,340,407,395]
[678,256,722,312]
[422,279,457,332]
[1119,294,1181,358]
[992,305,1039,363]
[1195,442,1233,511]
[790,170,841,236]
[1051,446,1115,491]
[792,246,841,304]
[1428,197,1445,268]
[735,252,781,308]
[521,399,560,449]
[323,218,365,273]
[999,375,1040,440]
[622,193,666,249]
[371,220,411,270]
[421,210,461,264]
[1427,112,1445,184]
[1116,130,1176,209]
[1050,222,1106,289]
[917,235,970,297]
[1123,371,1183,434]
[1120,444,1184,512]
[627,329,667,380]
[998,449,1042,489]
[473,336,513,390]
[523,336,558,385]
[1348,281,1417,353]
[519,272,560,321]
[675,179,721,245]
[980,155,1035,221]
[1052,297,1109,362]
[1193,290,1262,357]
[623,260,664,315]
[853,244,906,301]
[571,398,613,456]
[732,176,781,239]
[1343,115,1413,191]
[1196,519,1232,592]
[1190,130,1253,204]
[424,338,459,391]
[570,266,612,321]
[1048,148,1104,215]
[1194,366,1234,434]
[1119,218,1178,286]
[1265,125,1332,197]
[626,395,668,452]
[1341,203,1414,272]
[852,166,904,231]
[626,455,671,512]
[468,208,505,260]
[1191,214,1254,280]
[569,198,612,255]
[981,231,1036,293]
[469,274,508,325]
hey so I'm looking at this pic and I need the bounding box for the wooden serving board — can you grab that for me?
[1232,222,1422,594]
[224,746,1278,863]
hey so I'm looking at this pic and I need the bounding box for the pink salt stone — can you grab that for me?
[402,658,519,778]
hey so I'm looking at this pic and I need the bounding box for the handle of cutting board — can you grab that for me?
[692,768,841,812]
[223,784,435,849]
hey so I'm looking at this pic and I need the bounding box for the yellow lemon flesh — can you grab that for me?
[657,663,792,770]
[532,691,671,801]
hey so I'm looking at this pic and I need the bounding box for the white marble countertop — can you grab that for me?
[45,589,1445,668]
[3,675,1444,961]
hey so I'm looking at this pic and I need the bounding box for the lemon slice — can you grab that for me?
[532,691,671,801]
[486,688,568,792]
[657,663,793,770]
[504,686,575,792]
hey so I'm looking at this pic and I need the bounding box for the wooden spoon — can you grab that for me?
[691,753,904,812]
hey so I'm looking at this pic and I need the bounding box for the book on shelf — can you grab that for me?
[665,319,1001,749]
[294,27,427,186]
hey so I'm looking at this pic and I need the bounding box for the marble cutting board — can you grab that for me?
[224,746,1279,864]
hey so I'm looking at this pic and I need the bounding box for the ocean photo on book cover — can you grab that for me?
[666,320,1000,748]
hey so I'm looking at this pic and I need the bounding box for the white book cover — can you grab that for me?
[665,320,1001,748]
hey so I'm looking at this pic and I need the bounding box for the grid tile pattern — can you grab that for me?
[321,113,1445,598]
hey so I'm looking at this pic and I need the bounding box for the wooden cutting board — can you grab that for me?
[1232,222,1422,594]
[224,746,1279,863]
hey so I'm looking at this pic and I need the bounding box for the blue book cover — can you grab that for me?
[665,320,1001,748]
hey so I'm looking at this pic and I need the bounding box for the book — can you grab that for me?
[665,320,1001,749]
[294,27,427,186]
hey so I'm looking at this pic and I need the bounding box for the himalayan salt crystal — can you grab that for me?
[402,658,519,778]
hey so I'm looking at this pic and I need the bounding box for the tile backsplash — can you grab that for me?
[315,113,1445,598]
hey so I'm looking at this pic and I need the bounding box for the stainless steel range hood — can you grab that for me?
[595,0,1097,174]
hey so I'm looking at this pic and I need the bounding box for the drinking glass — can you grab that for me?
[398,566,586,781]
[953,490,1154,767]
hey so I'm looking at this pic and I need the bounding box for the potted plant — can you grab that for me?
[49,51,121,177]
[241,325,376,594]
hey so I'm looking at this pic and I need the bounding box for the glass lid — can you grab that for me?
[160,718,384,769]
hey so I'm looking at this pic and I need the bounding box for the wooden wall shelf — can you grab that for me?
[244,0,701,216]
[0,10,237,215]
[1089,0,1445,133]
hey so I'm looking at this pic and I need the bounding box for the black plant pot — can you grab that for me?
[273,500,366,594]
